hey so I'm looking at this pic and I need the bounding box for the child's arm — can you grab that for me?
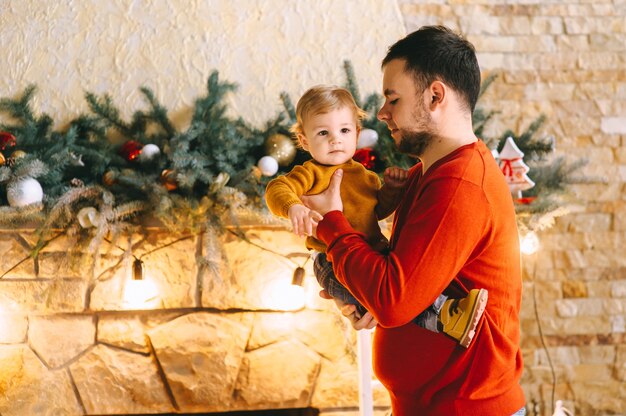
[265,164,321,237]
[375,166,409,219]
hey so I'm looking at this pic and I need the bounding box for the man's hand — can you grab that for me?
[300,169,344,216]
[383,166,409,189]
[319,289,378,330]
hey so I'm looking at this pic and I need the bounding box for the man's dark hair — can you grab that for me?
[382,25,481,113]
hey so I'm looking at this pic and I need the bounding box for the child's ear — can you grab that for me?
[297,134,309,151]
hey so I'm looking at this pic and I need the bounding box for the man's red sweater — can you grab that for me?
[317,141,526,415]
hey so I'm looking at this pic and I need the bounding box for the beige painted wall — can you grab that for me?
[1,0,405,128]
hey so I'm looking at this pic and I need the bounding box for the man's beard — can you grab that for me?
[395,100,435,157]
[397,129,435,157]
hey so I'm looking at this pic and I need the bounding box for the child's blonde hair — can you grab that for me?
[290,85,368,138]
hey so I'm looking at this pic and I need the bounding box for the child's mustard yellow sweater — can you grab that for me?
[265,159,402,252]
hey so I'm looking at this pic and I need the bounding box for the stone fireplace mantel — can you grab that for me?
[0,226,390,415]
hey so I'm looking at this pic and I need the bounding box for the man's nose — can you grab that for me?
[377,105,389,121]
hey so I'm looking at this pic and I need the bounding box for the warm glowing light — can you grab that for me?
[0,298,18,335]
[263,279,306,310]
[520,231,540,255]
[123,278,160,309]
[123,259,160,309]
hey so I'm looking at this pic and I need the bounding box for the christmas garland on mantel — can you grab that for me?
[0,62,584,259]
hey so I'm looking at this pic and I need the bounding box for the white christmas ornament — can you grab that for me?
[257,156,279,176]
[357,128,379,149]
[77,207,101,228]
[138,143,161,162]
[7,177,44,207]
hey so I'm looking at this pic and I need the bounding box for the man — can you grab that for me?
[301,26,526,415]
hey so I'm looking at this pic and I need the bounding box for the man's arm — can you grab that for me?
[307,171,492,327]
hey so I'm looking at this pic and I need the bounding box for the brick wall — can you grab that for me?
[398,1,626,414]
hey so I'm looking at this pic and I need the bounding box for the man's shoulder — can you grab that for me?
[430,141,497,183]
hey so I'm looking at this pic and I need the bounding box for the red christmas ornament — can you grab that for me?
[353,147,377,170]
[0,132,17,151]
[119,140,144,161]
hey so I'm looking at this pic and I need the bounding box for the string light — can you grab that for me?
[291,266,305,286]
[520,230,540,255]
[227,229,311,309]
[123,256,159,310]
[132,258,144,280]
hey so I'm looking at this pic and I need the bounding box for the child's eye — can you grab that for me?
[317,130,328,136]
[341,128,351,134]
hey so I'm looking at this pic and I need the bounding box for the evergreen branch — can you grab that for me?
[13,158,49,179]
[85,92,133,137]
[0,84,37,121]
[479,73,498,99]
[0,166,12,183]
[139,86,177,138]
[343,60,362,106]
[112,201,147,222]
[280,92,296,122]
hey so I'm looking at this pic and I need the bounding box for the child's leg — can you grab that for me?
[440,288,488,348]
[412,294,448,332]
[313,253,367,317]
[413,289,488,348]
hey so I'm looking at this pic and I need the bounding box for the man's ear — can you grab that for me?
[428,81,446,110]
[297,133,309,151]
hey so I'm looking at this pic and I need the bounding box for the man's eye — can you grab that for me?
[390,99,399,105]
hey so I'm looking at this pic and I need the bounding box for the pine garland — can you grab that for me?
[0,65,584,257]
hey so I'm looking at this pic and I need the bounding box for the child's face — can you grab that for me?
[299,106,358,166]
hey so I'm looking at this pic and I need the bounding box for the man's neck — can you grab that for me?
[420,123,477,174]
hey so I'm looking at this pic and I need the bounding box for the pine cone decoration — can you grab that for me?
[70,178,84,187]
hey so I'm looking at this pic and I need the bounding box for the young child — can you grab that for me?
[264,85,487,347]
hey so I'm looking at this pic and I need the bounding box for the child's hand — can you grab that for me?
[384,166,409,189]
[288,204,320,237]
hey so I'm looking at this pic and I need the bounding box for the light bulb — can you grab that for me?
[263,278,305,310]
[520,231,540,255]
[123,258,160,309]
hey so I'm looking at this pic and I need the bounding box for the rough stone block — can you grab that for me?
[70,344,173,414]
[311,356,358,408]
[0,345,82,416]
[147,312,250,412]
[0,280,87,313]
[29,315,95,368]
[530,16,564,35]
[98,315,150,354]
[562,280,588,298]
[233,339,320,410]
[248,310,353,362]
[0,313,27,344]
[611,280,626,297]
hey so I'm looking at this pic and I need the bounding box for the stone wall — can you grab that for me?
[396,1,626,415]
[0,227,391,415]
